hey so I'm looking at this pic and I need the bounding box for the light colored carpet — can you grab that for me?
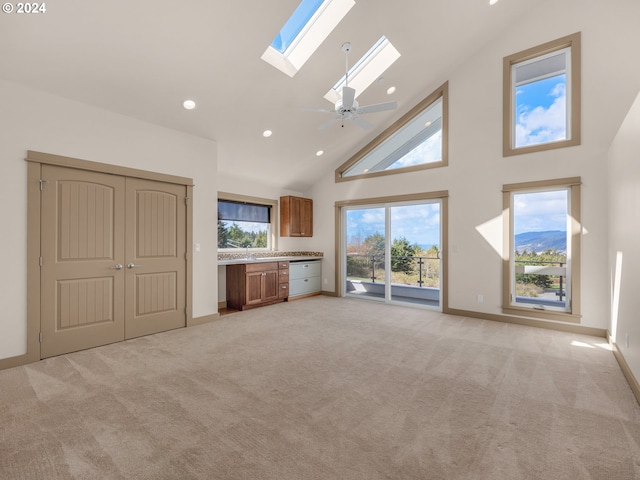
[1,296,639,479]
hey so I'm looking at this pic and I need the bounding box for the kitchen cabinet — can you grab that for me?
[289,259,322,299]
[226,261,289,310]
[280,196,313,237]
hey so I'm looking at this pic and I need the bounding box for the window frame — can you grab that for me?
[502,177,582,323]
[217,192,278,252]
[335,82,448,182]
[503,32,581,157]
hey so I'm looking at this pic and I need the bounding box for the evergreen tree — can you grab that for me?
[391,237,418,273]
[217,219,229,248]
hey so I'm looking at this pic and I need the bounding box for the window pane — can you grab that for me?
[345,207,386,298]
[343,97,443,177]
[389,203,440,307]
[503,33,580,156]
[515,74,567,148]
[271,0,325,53]
[512,189,568,310]
[218,221,269,249]
[218,199,271,249]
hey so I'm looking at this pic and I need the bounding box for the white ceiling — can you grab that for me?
[0,0,536,192]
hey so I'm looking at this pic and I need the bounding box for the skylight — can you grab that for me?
[271,0,325,53]
[324,36,401,104]
[261,0,355,77]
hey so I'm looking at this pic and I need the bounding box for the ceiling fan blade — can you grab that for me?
[319,117,341,130]
[357,100,398,115]
[342,86,356,108]
[300,106,335,114]
[352,116,372,130]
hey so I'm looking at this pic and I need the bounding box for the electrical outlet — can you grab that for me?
[477,294,484,303]
[194,243,201,253]
[323,278,328,285]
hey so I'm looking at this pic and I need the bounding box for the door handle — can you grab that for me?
[127,263,143,269]
[111,264,124,270]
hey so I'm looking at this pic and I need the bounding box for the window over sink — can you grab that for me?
[218,193,278,251]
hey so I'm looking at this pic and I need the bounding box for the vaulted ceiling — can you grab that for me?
[0,0,537,191]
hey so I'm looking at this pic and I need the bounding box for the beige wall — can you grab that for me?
[608,91,640,378]
[309,0,640,330]
[0,79,218,361]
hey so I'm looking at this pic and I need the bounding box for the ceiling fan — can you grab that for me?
[301,42,397,130]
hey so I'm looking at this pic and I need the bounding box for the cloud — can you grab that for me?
[389,130,442,169]
[513,190,567,234]
[515,82,567,147]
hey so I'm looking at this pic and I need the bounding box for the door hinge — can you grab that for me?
[39,332,42,343]
[39,256,43,267]
[39,179,49,191]
[184,196,190,205]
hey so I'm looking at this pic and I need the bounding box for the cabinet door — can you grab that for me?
[290,197,303,236]
[280,196,313,237]
[246,271,264,305]
[262,270,279,302]
[299,197,313,237]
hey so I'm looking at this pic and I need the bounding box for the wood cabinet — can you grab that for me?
[226,261,289,311]
[280,196,313,237]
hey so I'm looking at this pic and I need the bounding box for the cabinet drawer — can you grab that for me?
[279,283,289,298]
[290,261,321,280]
[279,269,289,282]
[245,262,277,273]
[290,276,322,296]
[278,261,289,269]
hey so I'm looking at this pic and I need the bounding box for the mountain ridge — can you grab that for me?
[515,230,566,253]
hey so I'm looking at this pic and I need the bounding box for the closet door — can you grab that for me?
[40,166,126,358]
[124,178,186,339]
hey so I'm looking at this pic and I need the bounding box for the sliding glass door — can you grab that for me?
[343,200,442,309]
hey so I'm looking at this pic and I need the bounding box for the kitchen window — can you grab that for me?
[218,193,278,251]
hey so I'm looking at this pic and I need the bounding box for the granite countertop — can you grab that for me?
[218,251,323,266]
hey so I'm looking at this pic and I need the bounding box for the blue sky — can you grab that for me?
[346,204,441,248]
[516,74,567,147]
[513,190,567,235]
[271,0,324,53]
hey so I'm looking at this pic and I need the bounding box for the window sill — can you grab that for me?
[502,305,581,324]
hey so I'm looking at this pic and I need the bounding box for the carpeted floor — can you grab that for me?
[1,296,639,479]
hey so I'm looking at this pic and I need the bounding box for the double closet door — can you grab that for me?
[40,165,187,358]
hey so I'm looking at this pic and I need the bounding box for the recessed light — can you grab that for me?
[183,100,196,110]
[387,86,396,95]
[316,150,324,157]
[263,130,273,138]
[489,0,498,5]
